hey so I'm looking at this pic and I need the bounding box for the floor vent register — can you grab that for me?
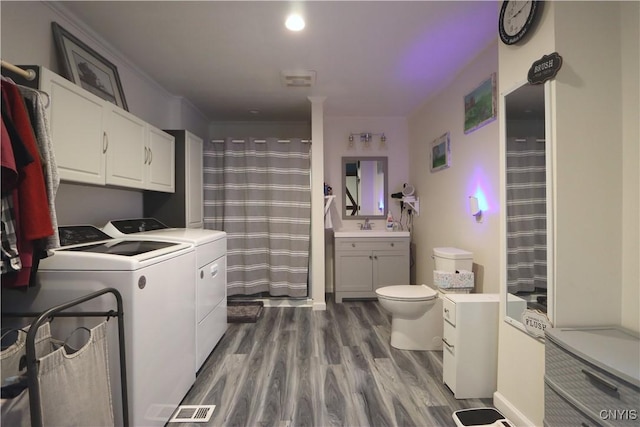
[169,405,216,423]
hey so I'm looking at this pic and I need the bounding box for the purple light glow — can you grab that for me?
[395,2,498,96]
[468,167,496,214]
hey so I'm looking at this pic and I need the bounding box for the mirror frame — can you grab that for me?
[500,79,555,338]
[341,156,388,220]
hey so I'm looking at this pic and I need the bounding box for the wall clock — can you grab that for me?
[499,1,541,45]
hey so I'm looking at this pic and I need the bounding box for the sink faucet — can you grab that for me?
[361,218,372,230]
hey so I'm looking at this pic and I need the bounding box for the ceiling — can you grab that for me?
[61,1,499,122]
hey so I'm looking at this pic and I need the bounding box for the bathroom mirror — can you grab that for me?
[501,80,554,333]
[342,157,388,219]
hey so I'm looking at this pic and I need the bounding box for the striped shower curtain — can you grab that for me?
[506,139,547,294]
[203,138,311,297]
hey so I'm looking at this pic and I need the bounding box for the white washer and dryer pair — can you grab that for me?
[102,218,227,372]
[1,226,196,427]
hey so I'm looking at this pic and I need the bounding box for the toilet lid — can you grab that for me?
[376,285,437,301]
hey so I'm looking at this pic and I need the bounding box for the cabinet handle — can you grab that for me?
[374,255,378,260]
[442,338,454,349]
[369,255,373,260]
[444,308,450,314]
[103,131,108,153]
[581,368,618,393]
[352,243,356,248]
[390,243,394,247]
[144,147,149,164]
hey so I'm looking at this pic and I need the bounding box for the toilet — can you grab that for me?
[375,247,474,351]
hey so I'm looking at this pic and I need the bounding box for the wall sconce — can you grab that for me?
[469,196,482,222]
[348,132,387,148]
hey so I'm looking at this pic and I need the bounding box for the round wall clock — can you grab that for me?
[499,1,541,45]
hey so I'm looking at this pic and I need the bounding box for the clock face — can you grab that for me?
[499,1,540,45]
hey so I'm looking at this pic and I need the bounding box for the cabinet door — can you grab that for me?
[336,251,373,291]
[44,70,107,185]
[146,126,175,192]
[185,132,203,228]
[373,250,410,289]
[105,107,146,188]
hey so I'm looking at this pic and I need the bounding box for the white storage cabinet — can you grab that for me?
[442,293,499,399]
[40,66,174,192]
[144,130,203,228]
[334,236,409,303]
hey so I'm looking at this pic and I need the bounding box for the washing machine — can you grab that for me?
[102,218,227,371]
[1,226,196,427]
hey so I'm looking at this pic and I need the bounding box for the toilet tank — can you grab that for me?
[433,247,473,272]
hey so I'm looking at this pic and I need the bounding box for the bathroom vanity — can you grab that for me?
[333,231,410,303]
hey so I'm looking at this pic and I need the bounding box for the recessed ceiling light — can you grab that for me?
[285,13,305,31]
[248,109,260,115]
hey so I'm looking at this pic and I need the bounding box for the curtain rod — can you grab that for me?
[1,60,36,81]
[211,139,311,144]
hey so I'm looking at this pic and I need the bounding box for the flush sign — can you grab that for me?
[521,309,552,338]
[528,52,563,85]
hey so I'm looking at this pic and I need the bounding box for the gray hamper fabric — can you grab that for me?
[1,322,55,427]
[1,321,114,427]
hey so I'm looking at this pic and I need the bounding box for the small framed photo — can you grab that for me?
[430,132,450,172]
[464,73,496,134]
[52,22,128,110]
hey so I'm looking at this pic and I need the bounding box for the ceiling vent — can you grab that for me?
[281,70,316,88]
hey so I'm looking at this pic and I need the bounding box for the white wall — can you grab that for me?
[407,41,500,294]
[620,0,640,333]
[0,1,210,226]
[209,121,311,139]
[496,2,639,426]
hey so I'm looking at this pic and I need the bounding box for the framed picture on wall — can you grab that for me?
[464,73,496,134]
[52,22,128,111]
[430,132,450,172]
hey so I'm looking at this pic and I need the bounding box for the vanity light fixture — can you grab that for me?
[348,132,387,148]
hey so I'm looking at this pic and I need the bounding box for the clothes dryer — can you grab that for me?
[102,218,227,371]
[1,226,196,427]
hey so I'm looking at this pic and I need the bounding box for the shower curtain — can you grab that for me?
[506,140,547,294]
[203,137,311,297]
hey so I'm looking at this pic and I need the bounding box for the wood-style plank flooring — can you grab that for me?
[172,296,493,427]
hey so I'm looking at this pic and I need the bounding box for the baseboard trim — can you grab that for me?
[493,391,539,427]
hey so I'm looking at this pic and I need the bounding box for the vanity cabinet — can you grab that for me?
[39,66,174,192]
[442,293,499,399]
[544,327,640,427]
[144,130,203,228]
[334,236,409,303]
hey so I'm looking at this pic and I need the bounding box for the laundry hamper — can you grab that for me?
[1,288,127,427]
[1,321,115,426]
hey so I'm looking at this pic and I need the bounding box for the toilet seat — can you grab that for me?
[376,284,437,301]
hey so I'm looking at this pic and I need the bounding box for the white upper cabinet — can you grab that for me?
[105,106,147,189]
[40,67,174,192]
[146,125,175,193]
[44,70,107,185]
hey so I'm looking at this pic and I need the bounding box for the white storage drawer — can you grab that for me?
[442,297,456,325]
[335,239,409,252]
